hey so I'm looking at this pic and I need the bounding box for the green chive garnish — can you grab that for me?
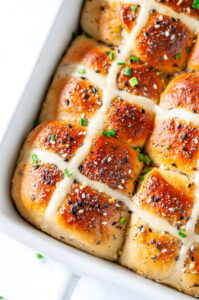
[175,53,181,60]
[124,67,132,76]
[120,217,127,224]
[80,118,87,126]
[105,50,111,55]
[117,62,125,65]
[140,169,152,177]
[64,168,72,178]
[193,0,199,9]
[136,147,141,153]
[131,55,139,62]
[131,5,137,12]
[139,154,144,162]
[180,137,183,142]
[139,154,152,165]
[102,130,109,137]
[0,297,3,299]
[165,145,170,149]
[138,177,144,181]
[51,134,55,142]
[78,69,86,74]
[36,253,43,259]
[110,52,114,60]
[32,154,39,167]
[102,129,116,137]
[144,155,152,166]
[186,46,191,53]
[109,129,116,136]
[178,230,187,238]
[129,77,139,88]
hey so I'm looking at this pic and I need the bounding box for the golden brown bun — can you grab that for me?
[156,0,199,17]
[117,59,165,102]
[61,35,116,75]
[160,73,199,113]
[188,35,199,70]
[146,118,199,174]
[120,215,181,280]
[40,76,102,125]
[105,97,154,147]
[12,161,64,228]
[81,1,140,46]
[56,181,129,260]
[135,168,195,228]
[181,243,199,297]
[39,35,115,124]
[134,12,193,73]
[80,134,143,196]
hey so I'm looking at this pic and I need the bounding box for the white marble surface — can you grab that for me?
[0,1,141,299]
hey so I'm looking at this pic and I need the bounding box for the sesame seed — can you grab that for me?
[162,249,167,253]
[102,221,107,225]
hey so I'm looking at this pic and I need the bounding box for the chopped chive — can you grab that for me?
[175,53,181,60]
[78,69,86,74]
[109,129,116,136]
[32,154,39,167]
[124,67,132,76]
[131,55,139,62]
[131,5,137,11]
[139,154,145,162]
[102,129,116,137]
[193,0,199,8]
[0,297,3,299]
[120,217,127,224]
[129,77,139,88]
[136,147,141,153]
[36,253,43,259]
[51,134,55,142]
[178,230,187,238]
[165,145,170,149]
[102,130,109,137]
[186,46,191,53]
[140,169,152,176]
[180,137,184,142]
[80,118,87,126]
[64,168,72,178]
[110,52,114,60]
[117,62,125,65]
[139,154,152,165]
[138,176,144,181]
[144,155,152,166]
[105,50,111,55]
[144,169,152,175]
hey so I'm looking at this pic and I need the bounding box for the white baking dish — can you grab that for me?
[0,1,194,299]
